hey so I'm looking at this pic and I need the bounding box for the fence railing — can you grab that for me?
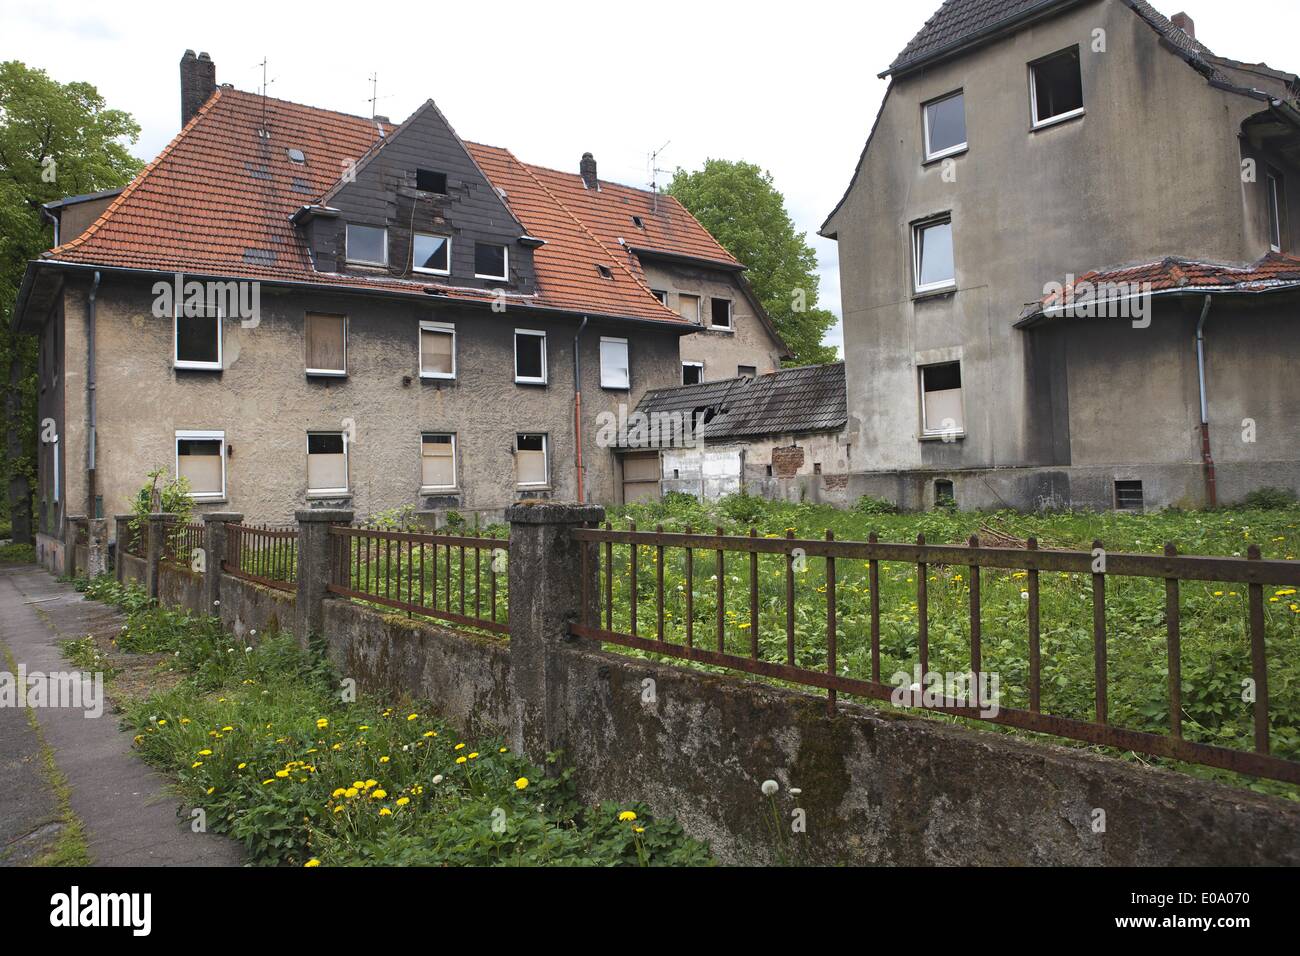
[222,524,298,592]
[571,522,1300,785]
[327,525,508,634]
[162,520,205,569]
[117,518,144,558]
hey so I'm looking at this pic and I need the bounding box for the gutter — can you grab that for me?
[573,316,589,504]
[87,270,101,517]
[1015,282,1300,328]
[1195,295,1216,508]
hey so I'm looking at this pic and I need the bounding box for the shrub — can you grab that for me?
[0,542,36,564]
[718,490,769,525]
[854,495,897,516]
[1238,487,1298,511]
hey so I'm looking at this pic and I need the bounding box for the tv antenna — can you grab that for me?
[254,58,276,136]
[367,72,392,119]
[648,140,670,213]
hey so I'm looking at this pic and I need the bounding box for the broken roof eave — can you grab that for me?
[627,246,745,272]
[1015,282,1300,329]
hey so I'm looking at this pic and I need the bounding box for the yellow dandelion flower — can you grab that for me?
[618,810,637,822]
[515,777,529,790]
[378,807,392,817]
[344,788,358,798]
[407,713,418,721]
[379,756,390,763]
[304,859,321,867]
[456,756,467,764]
[396,797,410,806]
[454,742,466,750]
[371,789,388,800]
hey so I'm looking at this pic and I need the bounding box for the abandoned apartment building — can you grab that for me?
[14,51,789,573]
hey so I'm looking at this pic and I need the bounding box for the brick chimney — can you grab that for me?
[580,152,598,189]
[1171,12,1195,39]
[180,50,217,126]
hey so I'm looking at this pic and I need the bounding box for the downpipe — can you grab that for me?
[1195,294,1216,508]
[87,270,101,517]
[573,316,589,504]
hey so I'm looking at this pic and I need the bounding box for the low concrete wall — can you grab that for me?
[157,562,205,616]
[217,573,295,643]
[119,551,146,587]
[35,532,66,576]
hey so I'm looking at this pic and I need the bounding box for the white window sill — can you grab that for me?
[306,369,347,378]
[307,491,351,499]
[919,432,966,443]
[913,283,957,300]
[175,361,222,371]
[346,259,387,268]
[515,378,547,386]
[420,372,456,380]
[188,495,227,503]
[475,274,508,282]
[414,269,451,277]
[516,486,552,493]
[923,144,968,165]
[1030,108,1085,133]
[419,488,460,496]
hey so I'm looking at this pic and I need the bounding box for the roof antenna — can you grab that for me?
[367,71,392,120]
[255,57,276,138]
[648,140,670,214]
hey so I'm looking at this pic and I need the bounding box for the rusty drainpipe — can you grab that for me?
[1195,294,1216,508]
[573,316,589,503]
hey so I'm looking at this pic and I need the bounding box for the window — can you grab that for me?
[305,313,347,376]
[416,168,447,193]
[651,289,669,305]
[1115,480,1144,512]
[1030,46,1084,128]
[923,90,967,161]
[682,361,703,385]
[678,293,701,323]
[474,242,508,280]
[600,336,629,390]
[913,216,956,293]
[710,298,733,329]
[413,234,451,275]
[176,431,225,499]
[632,215,646,229]
[419,321,456,379]
[1267,171,1284,252]
[514,329,547,384]
[737,365,757,379]
[420,434,457,491]
[596,264,613,279]
[345,224,388,265]
[935,479,955,506]
[174,301,222,370]
[921,362,964,438]
[307,432,348,495]
[516,433,549,488]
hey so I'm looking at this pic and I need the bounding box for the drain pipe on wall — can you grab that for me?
[1195,294,1216,508]
[87,270,101,518]
[573,316,589,504]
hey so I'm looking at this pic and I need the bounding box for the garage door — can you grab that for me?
[621,452,661,503]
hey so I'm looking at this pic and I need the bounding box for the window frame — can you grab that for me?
[305,312,348,377]
[474,242,509,281]
[1267,170,1284,252]
[419,432,458,493]
[412,233,453,276]
[599,336,630,391]
[912,215,957,295]
[306,431,349,496]
[682,361,704,385]
[650,289,669,305]
[737,365,757,380]
[922,89,968,162]
[919,362,966,440]
[419,320,457,380]
[173,301,224,371]
[175,429,227,500]
[514,329,548,385]
[345,223,389,266]
[515,432,550,489]
[710,297,733,331]
[1028,46,1085,130]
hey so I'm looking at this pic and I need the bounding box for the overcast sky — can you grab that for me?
[3,0,1295,353]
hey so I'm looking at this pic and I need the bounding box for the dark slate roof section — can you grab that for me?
[626,362,846,446]
[886,0,1077,76]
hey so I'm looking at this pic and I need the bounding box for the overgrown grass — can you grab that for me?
[0,542,36,564]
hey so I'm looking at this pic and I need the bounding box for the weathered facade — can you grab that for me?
[822,0,1300,510]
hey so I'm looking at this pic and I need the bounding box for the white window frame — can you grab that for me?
[682,360,704,385]
[515,433,550,489]
[305,313,348,377]
[710,298,733,331]
[1267,171,1283,252]
[345,223,388,266]
[651,289,668,305]
[514,329,548,385]
[1029,47,1085,130]
[419,320,457,380]
[52,438,59,503]
[419,433,458,493]
[912,216,957,294]
[474,242,509,281]
[919,363,966,440]
[173,302,223,371]
[599,336,630,390]
[412,233,452,276]
[175,429,227,500]
[306,431,349,496]
[922,90,968,162]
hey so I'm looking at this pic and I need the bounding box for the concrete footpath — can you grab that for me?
[0,564,243,866]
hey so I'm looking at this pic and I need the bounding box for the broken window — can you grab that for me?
[305,313,347,375]
[413,233,451,275]
[416,168,447,193]
[923,90,967,161]
[935,479,955,506]
[516,433,548,487]
[474,242,508,281]
[1267,171,1284,252]
[514,330,547,384]
[420,322,455,379]
[345,224,387,265]
[307,432,348,494]
[678,293,700,323]
[651,289,668,305]
[174,301,222,370]
[921,362,964,437]
[176,431,225,498]
[737,365,757,379]
[600,336,629,390]
[682,361,703,385]
[421,434,456,490]
[1030,47,1084,128]
[711,298,733,329]
[913,216,955,293]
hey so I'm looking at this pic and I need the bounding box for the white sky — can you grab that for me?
[2,0,1295,354]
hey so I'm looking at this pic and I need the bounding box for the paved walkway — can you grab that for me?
[0,564,243,866]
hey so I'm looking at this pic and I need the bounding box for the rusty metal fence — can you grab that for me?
[327,525,509,634]
[222,523,298,592]
[162,520,206,569]
[117,517,144,558]
[572,522,1300,785]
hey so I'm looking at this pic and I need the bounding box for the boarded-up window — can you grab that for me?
[600,337,629,389]
[421,434,456,489]
[516,433,548,487]
[678,294,700,323]
[420,323,455,378]
[307,432,348,493]
[921,362,964,437]
[306,313,346,374]
[176,433,224,497]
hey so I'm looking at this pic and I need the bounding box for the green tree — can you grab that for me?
[668,159,837,366]
[0,61,141,542]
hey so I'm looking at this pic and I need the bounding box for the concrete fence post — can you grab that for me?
[114,515,132,583]
[506,501,605,762]
[294,509,353,647]
[144,512,176,600]
[202,512,244,616]
[86,518,108,578]
[64,514,85,579]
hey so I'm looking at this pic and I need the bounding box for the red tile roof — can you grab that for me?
[43,87,733,325]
